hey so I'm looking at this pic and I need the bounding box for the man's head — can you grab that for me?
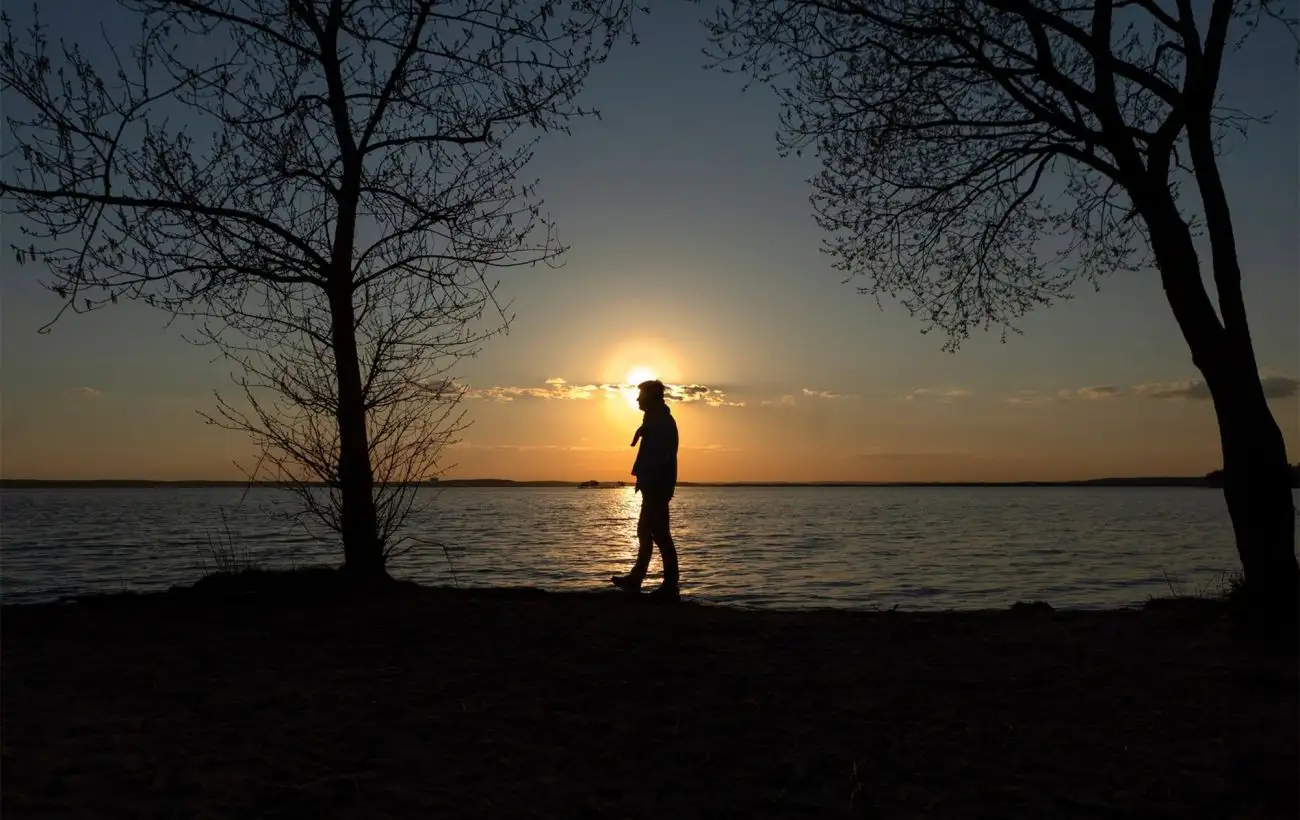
[637,379,667,411]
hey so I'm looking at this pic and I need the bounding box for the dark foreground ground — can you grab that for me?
[3,574,1297,819]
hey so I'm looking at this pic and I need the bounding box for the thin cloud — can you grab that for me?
[667,384,711,401]
[1073,385,1124,400]
[901,388,972,403]
[454,441,738,454]
[466,379,743,407]
[801,388,845,399]
[667,383,744,407]
[1004,384,1142,405]
[1133,380,1213,401]
[1133,376,1294,402]
[1003,391,1053,406]
[454,442,623,453]
[1005,373,1298,405]
[69,386,102,397]
[1134,375,1299,401]
[1262,375,1300,399]
[1028,385,1125,403]
[467,383,600,402]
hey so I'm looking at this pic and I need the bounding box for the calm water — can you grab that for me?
[2,486,1295,610]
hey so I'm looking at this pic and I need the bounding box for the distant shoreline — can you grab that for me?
[0,476,1220,489]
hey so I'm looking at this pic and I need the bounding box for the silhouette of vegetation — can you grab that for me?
[186,564,389,602]
[1,0,640,578]
[704,0,1299,639]
[1147,568,1246,607]
[197,507,259,575]
[1205,464,1300,488]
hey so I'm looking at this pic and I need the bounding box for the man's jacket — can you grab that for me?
[632,404,678,497]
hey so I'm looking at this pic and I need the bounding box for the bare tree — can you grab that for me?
[2,0,639,578]
[704,0,1298,631]
[196,253,476,567]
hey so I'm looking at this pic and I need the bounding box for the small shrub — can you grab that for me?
[1145,569,1245,610]
[1218,569,1247,603]
[1010,600,1053,613]
[197,507,258,575]
[188,565,342,600]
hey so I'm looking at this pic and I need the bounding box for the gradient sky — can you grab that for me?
[2,2,1297,482]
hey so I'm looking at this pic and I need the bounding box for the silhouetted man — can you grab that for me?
[612,379,679,600]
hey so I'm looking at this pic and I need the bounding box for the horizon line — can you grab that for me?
[0,475,1223,488]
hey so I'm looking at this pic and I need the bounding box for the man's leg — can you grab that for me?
[612,491,656,591]
[650,494,679,591]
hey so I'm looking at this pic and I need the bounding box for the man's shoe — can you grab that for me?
[647,584,680,603]
[611,574,642,593]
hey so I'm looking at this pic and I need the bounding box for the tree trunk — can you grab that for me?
[327,282,386,579]
[1207,372,1298,640]
[1143,196,1297,645]
[1182,106,1299,643]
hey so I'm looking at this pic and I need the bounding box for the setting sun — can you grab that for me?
[623,366,657,410]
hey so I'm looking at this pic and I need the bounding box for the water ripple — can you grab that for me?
[1,486,1294,610]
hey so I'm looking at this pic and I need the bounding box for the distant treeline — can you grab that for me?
[0,476,1265,489]
[1203,464,1300,489]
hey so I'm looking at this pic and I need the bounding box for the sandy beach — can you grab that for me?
[3,574,1296,819]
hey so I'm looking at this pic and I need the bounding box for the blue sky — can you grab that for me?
[2,2,1297,481]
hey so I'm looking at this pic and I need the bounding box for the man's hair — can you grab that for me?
[638,379,667,403]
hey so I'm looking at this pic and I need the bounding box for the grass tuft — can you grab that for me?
[197,507,259,575]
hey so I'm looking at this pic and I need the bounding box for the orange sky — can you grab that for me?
[2,3,1297,484]
[4,354,1297,482]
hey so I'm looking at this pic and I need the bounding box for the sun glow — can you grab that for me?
[623,366,657,410]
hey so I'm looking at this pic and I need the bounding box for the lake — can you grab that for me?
[2,486,1294,609]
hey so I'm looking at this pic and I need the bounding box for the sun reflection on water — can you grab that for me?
[3,486,1266,610]
[582,485,668,584]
